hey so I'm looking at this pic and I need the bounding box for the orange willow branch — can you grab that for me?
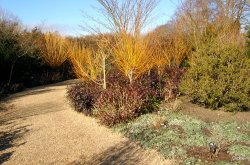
[42,32,70,68]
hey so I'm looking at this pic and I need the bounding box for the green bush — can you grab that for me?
[180,40,250,111]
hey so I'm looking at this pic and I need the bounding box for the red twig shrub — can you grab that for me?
[94,82,150,126]
[162,67,186,101]
[67,67,185,126]
[67,82,101,115]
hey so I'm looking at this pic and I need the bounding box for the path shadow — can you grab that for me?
[1,79,79,103]
[71,141,155,165]
[0,105,63,125]
[3,88,56,100]
[0,104,7,113]
[0,80,76,125]
[0,124,30,164]
[0,152,14,164]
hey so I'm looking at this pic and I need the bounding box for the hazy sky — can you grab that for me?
[0,0,179,36]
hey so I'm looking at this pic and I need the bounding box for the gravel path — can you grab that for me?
[0,80,172,165]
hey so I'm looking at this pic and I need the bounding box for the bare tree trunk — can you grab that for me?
[102,57,107,89]
[128,70,133,84]
[148,69,151,76]
[8,63,15,86]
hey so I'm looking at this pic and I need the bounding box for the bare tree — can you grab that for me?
[95,0,159,35]
[175,0,249,49]
[76,0,160,85]
[0,8,41,85]
[95,0,159,83]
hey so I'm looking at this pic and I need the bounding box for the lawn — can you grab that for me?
[114,99,250,165]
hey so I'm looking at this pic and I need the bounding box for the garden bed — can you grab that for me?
[113,100,250,164]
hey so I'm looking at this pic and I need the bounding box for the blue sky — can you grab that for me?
[0,0,178,36]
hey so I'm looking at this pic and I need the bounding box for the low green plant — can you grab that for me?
[229,144,250,161]
[114,110,250,164]
[211,122,250,144]
[214,161,240,165]
[180,40,250,111]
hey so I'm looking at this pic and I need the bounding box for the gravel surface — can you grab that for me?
[0,80,172,165]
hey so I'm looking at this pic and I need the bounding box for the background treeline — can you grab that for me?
[0,10,75,98]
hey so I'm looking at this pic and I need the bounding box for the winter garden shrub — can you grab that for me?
[94,81,159,126]
[140,67,185,101]
[180,40,250,111]
[67,82,101,115]
[67,81,151,125]
[162,67,185,101]
[67,67,185,126]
